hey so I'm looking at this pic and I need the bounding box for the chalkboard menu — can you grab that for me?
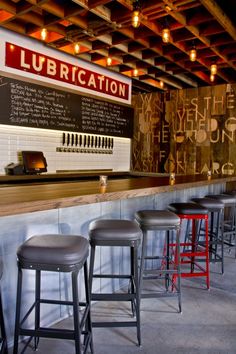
[0,75,133,138]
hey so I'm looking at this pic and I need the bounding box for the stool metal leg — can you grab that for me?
[132,244,141,346]
[139,230,148,296]
[83,261,94,354]
[72,270,82,354]
[175,229,182,313]
[13,267,23,354]
[130,247,135,317]
[34,270,40,351]
[88,244,96,296]
[0,290,8,354]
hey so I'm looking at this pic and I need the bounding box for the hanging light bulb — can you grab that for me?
[210,74,215,82]
[106,57,112,66]
[40,28,47,41]
[210,64,217,75]
[189,48,197,62]
[131,0,142,28]
[132,10,141,28]
[160,80,164,89]
[74,43,80,54]
[133,69,139,77]
[162,28,170,43]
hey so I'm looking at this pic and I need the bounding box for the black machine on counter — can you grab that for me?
[5,151,47,175]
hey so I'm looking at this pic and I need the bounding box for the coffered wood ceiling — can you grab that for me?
[0,0,236,93]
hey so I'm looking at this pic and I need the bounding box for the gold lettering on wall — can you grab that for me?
[131,84,236,175]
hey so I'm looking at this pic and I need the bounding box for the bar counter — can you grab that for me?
[0,172,236,347]
[1,173,236,217]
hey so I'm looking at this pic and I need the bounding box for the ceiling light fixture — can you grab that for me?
[189,48,197,62]
[210,64,217,75]
[74,43,80,54]
[162,28,170,43]
[160,80,164,89]
[133,69,139,77]
[132,0,142,28]
[40,28,47,41]
[210,74,215,82]
[106,57,112,66]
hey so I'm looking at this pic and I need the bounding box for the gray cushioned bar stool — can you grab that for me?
[0,262,8,354]
[191,198,224,274]
[168,202,209,289]
[13,234,93,354]
[205,193,236,257]
[134,210,182,313]
[88,219,142,346]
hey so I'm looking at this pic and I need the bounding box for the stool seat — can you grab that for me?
[17,234,89,271]
[192,197,224,211]
[224,190,236,197]
[89,219,142,244]
[169,202,208,215]
[205,194,236,204]
[135,210,180,229]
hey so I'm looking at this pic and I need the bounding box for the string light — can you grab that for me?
[210,74,215,82]
[74,43,80,54]
[189,48,197,62]
[106,57,112,66]
[131,0,142,28]
[40,28,47,41]
[210,64,217,75]
[162,28,170,43]
[132,10,141,28]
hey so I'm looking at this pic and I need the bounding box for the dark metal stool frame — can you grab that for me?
[169,203,210,290]
[89,220,142,346]
[135,210,182,313]
[13,235,93,354]
[208,193,236,258]
[0,276,8,354]
[191,198,224,274]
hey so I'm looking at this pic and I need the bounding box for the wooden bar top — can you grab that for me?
[0,173,236,217]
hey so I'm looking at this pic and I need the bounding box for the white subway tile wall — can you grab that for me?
[0,125,131,173]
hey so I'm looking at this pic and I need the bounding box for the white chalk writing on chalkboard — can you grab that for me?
[0,75,133,137]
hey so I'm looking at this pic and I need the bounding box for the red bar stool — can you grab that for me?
[168,202,209,289]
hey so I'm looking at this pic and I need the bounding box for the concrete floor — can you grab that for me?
[13,252,236,354]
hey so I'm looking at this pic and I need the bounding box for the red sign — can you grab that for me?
[5,42,129,101]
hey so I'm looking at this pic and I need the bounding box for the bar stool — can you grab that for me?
[134,210,182,313]
[168,202,209,289]
[88,219,142,346]
[205,193,236,257]
[13,234,93,354]
[191,198,224,274]
[0,262,8,354]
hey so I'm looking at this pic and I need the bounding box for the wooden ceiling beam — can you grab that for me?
[88,0,112,9]
[162,0,236,82]
[199,0,236,40]
[0,0,16,14]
